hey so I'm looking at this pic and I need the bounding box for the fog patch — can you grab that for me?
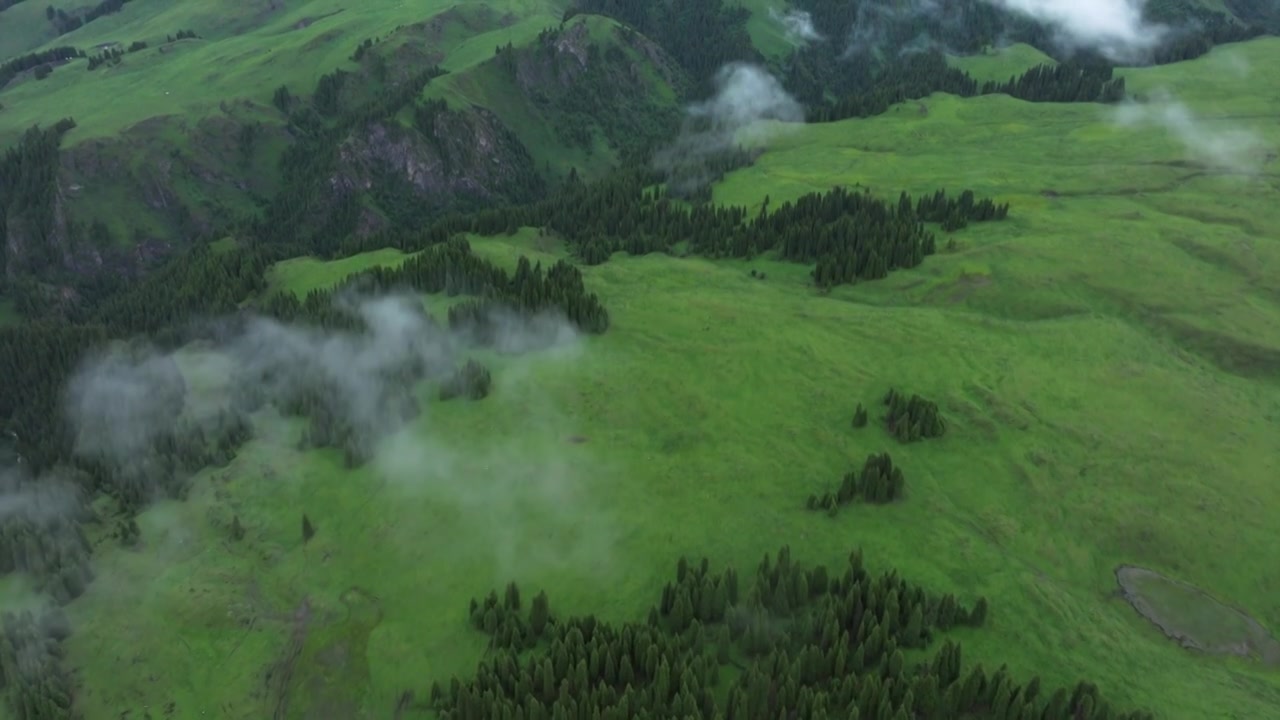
[60,290,607,578]
[982,0,1165,62]
[1112,90,1271,174]
[654,63,804,197]
[770,8,823,45]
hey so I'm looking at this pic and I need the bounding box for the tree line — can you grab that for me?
[0,119,78,281]
[343,169,1007,288]
[567,0,760,95]
[573,0,1266,124]
[248,237,607,465]
[45,0,137,36]
[0,48,82,90]
[490,24,685,163]
[0,608,74,720]
[427,546,1151,719]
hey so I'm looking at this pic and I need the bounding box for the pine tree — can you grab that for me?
[969,597,989,627]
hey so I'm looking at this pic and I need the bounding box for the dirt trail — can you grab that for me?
[267,597,314,720]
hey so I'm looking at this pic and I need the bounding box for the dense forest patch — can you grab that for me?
[429,547,1151,719]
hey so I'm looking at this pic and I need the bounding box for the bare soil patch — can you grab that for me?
[1116,565,1280,665]
[942,269,988,302]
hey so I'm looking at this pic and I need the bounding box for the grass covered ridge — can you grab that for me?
[0,0,573,145]
[947,42,1057,83]
[64,41,1280,718]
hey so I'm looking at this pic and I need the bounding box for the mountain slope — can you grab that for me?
[0,0,687,304]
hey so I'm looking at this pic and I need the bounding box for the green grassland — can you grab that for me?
[55,38,1280,719]
[947,42,1057,83]
[0,0,95,61]
[266,247,418,298]
[0,0,573,146]
[2,1,673,250]
[735,0,796,59]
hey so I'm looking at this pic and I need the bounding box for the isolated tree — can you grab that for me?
[530,590,550,636]
[231,515,245,541]
[302,513,315,543]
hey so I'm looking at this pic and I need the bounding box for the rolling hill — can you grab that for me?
[0,1,1278,720]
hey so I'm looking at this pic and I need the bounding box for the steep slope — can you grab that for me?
[0,1,685,307]
[423,13,686,181]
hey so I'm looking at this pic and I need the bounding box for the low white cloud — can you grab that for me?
[984,0,1165,61]
[770,8,823,45]
[1112,90,1271,173]
[654,63,804,196]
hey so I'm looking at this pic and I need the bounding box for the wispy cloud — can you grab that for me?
[770,8,823,45]
[654,63,804,196]
[1112,90,1271,173]
[983,0,1165,62]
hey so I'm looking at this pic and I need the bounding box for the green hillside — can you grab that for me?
[2,2,1279,720]
[45,35,1280,719]
[0,0,570,143]
[947,43,1057,84]
[0,0,681,290]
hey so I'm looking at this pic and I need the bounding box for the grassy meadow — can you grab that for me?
[0,0,573,145]
[736,0,796,59]
[947,42,1057,83]
[0,0,1273,710]
[266,247,418,298]
[58,37,1280,720]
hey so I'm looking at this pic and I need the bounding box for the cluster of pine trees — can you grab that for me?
[45,0,136,36]
[0,119,78,280]
[0,48,82,90]
[260,64,542,259]
[808,452,905,513]
[575,0,1264,125]
[0,473,94,605]
[430,546,1150,720]
[492,25,685,162]
[367,169,1005,287]
[245,237,605,464]
[0,471,88,719]
[981,63,1126,104]
[85,47,123,71]
[439,359,494,401]
[883,389,946,443]
[567,0,759,94]
[0,608,75,720]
